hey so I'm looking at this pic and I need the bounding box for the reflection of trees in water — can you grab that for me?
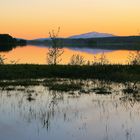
[0,42,26,52]
[0,44,17,52]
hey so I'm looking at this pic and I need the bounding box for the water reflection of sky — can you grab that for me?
[0,45,137,64]
[70,47,112,54]
[0,80,140,140]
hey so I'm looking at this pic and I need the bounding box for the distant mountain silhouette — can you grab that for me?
[28,32,115,42]
[0,34,26,52]
[69,32,115,39]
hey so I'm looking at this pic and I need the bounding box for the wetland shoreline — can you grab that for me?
[0,64,139,82]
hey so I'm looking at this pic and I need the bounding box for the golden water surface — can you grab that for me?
[0,45,137,64]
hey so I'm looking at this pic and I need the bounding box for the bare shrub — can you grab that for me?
[128,51,140,65]
[47,27,64,65]
[69,54,86,65]
[92,53,109,65]
[0,55,6,65]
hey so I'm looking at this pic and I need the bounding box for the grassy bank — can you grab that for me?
[0,64,139,82]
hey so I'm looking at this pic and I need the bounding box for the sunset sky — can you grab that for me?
[0,0,140,39]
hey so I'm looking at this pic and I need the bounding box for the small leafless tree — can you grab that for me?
[0,55,6,65]
[10,59,20,64]
[47,27,64,65]
[92,53,109,65]
[128,51,140,65]
[99,53,109,65]
[69,54,86,65]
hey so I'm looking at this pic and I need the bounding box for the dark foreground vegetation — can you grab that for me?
[0,64,139,82]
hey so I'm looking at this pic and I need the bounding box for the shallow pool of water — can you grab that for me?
[0,80,140,140]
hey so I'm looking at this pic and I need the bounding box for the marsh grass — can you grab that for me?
[0,79,41,87]
[122,82,139,94]
[90,80,112,95]
[26,93,36,102]
[0,78,139,98]
[92,87,112,95]
[44,78,83,92]
[48,83,82,92]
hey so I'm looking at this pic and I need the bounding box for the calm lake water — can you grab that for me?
[0,45,138,64]
[0,79,140,140]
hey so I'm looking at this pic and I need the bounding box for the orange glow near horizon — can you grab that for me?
[0,0,140,39]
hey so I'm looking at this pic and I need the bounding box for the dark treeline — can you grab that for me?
[28,36,140,50]
[0,64,139,82]
[0,34,27,52]
[1,34,140,51]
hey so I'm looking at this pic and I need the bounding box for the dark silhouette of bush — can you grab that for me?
[0,34,16,44]
[0,34,27,52]
[69,54,86,65]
